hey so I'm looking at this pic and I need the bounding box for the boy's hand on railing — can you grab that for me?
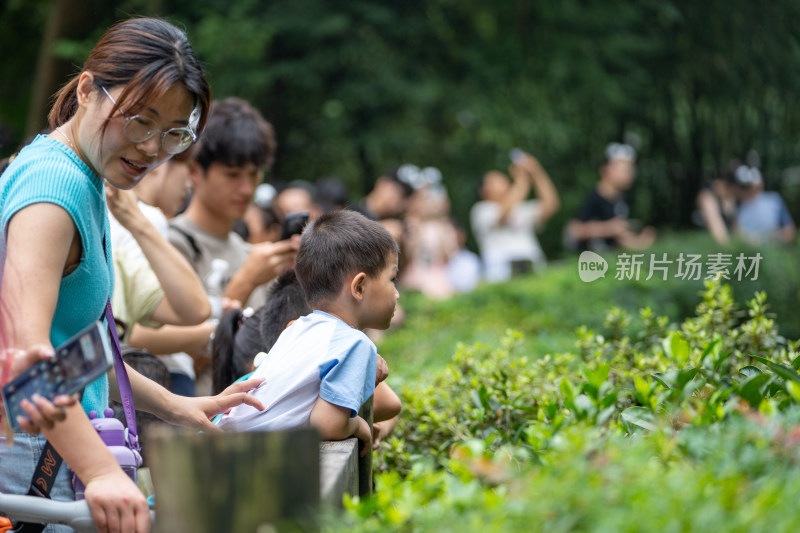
[354,416,372,457]
[162,378,266,433]
[375,354,389,384]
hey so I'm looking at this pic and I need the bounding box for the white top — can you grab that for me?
[217,311,377,432]
[109,201,169,259]
[470,200,545,282]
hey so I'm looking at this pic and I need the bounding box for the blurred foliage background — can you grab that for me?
[3,0,800,257]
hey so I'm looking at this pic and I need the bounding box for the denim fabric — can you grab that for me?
[169,372,196,397]
[0,433,76,533]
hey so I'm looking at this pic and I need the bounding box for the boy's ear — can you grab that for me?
[350,272,367,301]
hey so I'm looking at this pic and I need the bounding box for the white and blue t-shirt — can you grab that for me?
[217,310,377,432]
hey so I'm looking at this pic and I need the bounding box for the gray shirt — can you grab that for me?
[168,215,269,310]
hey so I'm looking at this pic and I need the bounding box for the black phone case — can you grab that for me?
[2,321,113,432]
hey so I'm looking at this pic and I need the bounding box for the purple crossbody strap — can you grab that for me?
[104,298,140,451]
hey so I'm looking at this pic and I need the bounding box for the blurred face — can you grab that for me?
[374,178,407,218]
[158,160,193,218]
[601,159,636,190]
[275,187,314,217]
[359,253,399,330]
[480,171,511,202]
[194,162,261,222]
[74,74,195,190]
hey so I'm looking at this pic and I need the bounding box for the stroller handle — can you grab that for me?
[0,493,155,533]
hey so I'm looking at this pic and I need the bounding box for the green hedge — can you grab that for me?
[326,272,800,531]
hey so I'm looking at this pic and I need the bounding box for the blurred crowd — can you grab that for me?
[3,95,793,407]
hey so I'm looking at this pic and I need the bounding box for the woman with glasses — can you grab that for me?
[0,18,264,533]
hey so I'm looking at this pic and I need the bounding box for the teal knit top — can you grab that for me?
[1,135,113,414]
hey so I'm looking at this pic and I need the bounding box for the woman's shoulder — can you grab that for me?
[2,136,102,204]
[1,136,105,230]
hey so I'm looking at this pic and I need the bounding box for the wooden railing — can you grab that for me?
[0,400,373,532]
[147,398,374,532]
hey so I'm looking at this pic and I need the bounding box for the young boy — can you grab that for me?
[217,209,400,452]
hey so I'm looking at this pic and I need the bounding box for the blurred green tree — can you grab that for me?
[3,0,800,257]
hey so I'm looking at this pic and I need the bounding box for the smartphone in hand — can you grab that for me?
[1,321,113,431]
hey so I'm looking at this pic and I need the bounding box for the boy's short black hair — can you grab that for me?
[194,97,277,172]
[258,269,311,350]
[295,209,399,306]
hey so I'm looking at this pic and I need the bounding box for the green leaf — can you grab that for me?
[676,368,699,389]
[560,379,576,403]
[583,364,611,389]
[737,373,770,408]
[753,356,800,385]
[738,366,762,378]
[663,331,690,363]
[786,380,800,402]
[652,371,675,389]
[621,406,657,431]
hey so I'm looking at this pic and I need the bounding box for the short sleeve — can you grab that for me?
[470,202,501,240]
[167,224,198,264]
[112,247,164,336]
[318,336,377,417]
[777,196,794,227]
[575,191,600,222]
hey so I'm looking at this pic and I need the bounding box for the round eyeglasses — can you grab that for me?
[100,86,197,155]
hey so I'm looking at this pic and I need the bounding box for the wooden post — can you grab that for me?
[357,398,373,496]
[148,427,320,533]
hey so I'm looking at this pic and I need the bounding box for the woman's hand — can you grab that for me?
[83,470,151,533]
[162,378,266,432]
[0,345,78,435]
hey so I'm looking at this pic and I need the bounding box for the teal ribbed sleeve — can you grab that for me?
[1,135,113,414]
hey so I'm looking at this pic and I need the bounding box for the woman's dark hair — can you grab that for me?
[48,18,210,135]
[211,269,311,394]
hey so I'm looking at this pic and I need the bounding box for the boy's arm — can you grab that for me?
[309,396,371,456]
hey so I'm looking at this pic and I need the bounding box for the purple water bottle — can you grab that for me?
[72,408,143,500]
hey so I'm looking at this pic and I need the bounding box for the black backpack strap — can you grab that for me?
[27,441,62,499]
[169,224,202,263]
[9,441,63,532]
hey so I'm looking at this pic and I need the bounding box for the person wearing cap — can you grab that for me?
[565,143,656,253]
[729,164,796,245]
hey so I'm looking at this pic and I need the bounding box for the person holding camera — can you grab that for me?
[470,150,560,282]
